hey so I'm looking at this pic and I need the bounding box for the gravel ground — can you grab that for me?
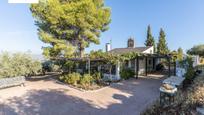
[0,75,165,115]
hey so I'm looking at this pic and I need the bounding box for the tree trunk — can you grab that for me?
[79,43,84,58]
[109,64,112,78]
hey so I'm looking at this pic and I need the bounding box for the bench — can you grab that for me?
[163,76,185,88]
[0,76,25,89]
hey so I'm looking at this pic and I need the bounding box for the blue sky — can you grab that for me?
[0,0,204,54]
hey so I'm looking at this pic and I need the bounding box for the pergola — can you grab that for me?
[132,54,176,79]
[57,57,105,74]
[57,53,176,79]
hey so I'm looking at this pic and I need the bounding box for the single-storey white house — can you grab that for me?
[60,38,173,81]
[103,38,170,81]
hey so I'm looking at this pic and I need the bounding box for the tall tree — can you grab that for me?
[30,0,111,58]
[187,44,204,57]
[144,25,156,52]
[157,28,169,55]
[177,47,183,61]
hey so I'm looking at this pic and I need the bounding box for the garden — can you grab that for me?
[55,51,140,90]
[142,56,204,115]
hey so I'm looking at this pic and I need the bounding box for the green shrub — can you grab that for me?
[0,52,42,78]
[120,68,135,80]
[92,72,101,83]
[42,61,60,72]
[80,74,94,87]
[65,72,81,85]
[52,64,60,72]
[59,75,65,82]
[184,57,195,81]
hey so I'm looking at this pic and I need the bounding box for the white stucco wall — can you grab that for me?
[136,46,154,74]
[192,55,200,67]
[143,46,154,54]
[137,58,154,74]
[138,58,145,74]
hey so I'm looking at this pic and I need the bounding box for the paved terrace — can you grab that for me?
[0,75,165,115]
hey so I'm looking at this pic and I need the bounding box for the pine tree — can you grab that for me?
[144,25,156,52]
[187,44,204,57]
[177,47,183,61]
[30,0,111,58]
[157,28,169,55]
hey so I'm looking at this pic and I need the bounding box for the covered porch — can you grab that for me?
[131,54,176,79]
[58,53,176,81]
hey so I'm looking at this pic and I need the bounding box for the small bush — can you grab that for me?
[92,72,101,83]
[66,72,81,85]
[184,57,195,83]
[59,73,103,90]
[120,68,135,80]
[59,75,65,82]
[80,74,94,87]
[42,61,60,72]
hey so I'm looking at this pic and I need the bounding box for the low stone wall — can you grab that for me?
[0,76,25,89]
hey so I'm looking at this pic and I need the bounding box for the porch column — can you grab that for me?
[136,57,139,79]
[174,61,176,76]
[145,57,148,76]
[88,59,91,74]
[128,60,131,68]
[134,58,137,78]
[168,58,171,77]
[153,58,155,70]
[116,61,121,80]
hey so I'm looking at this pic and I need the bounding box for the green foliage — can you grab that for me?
[92,72,101,83]
[30,0,111,58]
[120,68,135,80]
[59,75,66,82]
[89,50,105,59]
[42,60,60,72]
[52,64,60,72]
[89,50,120,65]
[89,50,142,64]
[184,57,195,81]
[80,74,94,87]
[0,52,42,78]
[29,60,42,75]
[60,73,95,89]
[187,44,204,57]
[120,52,140,61]
[61,60,75,72]
[145,25,156,52]
[170,50,178,62]
[157,28,169,55]
[170,48,183,62]
[61,72,81,85]
[177,47,183,61]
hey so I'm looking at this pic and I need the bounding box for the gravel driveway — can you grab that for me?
[0,75,165,115]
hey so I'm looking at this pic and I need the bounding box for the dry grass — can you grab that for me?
[186,75,204,106]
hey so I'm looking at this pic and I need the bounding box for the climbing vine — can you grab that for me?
[89,50,143,65]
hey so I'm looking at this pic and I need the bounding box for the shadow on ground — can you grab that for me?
[1,76,165,115]
[26,73,60,82]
